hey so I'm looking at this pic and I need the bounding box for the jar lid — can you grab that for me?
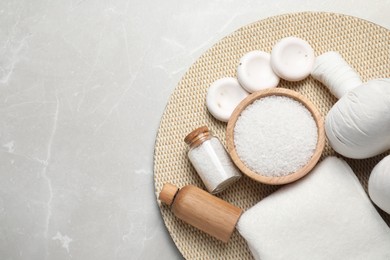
[184,126,211,148]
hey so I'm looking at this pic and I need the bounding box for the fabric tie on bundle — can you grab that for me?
[237,157,390,260]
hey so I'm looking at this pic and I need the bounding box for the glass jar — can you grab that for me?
[184,126,241,194]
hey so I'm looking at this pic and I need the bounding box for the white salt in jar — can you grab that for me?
[185,126,241,194]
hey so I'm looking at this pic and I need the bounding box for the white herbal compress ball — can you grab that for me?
[312,52,390,159]
[325,79,390,158]
[369,155,390,214]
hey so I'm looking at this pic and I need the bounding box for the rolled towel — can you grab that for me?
[237,157,390,260]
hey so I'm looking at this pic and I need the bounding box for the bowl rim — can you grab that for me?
[226,87,325,185]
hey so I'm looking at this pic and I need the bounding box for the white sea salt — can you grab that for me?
[234,95,318,177]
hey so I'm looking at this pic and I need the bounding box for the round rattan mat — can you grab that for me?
[154,12,390,259]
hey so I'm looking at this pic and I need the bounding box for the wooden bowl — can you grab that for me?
[226,88,325,185]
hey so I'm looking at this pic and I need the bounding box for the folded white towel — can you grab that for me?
[237,157,390,260]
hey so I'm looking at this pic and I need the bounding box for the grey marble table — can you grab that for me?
[1,1,390,259]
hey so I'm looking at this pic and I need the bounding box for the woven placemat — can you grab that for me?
[154,12,390,259]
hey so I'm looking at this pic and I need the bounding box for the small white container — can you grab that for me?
[271,37,315,81]
[185,126,241,194]
[206,77,249,122]
[237,51,279,93]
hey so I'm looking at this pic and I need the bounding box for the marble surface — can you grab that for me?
[1,0,390,259]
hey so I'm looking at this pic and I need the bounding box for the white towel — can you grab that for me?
[237,157,390,260]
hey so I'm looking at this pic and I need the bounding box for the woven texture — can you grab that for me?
[154,12,390,259]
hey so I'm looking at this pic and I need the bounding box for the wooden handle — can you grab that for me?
[159,183,180,206]
[226,88,325,185]
[170,185,242,243]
